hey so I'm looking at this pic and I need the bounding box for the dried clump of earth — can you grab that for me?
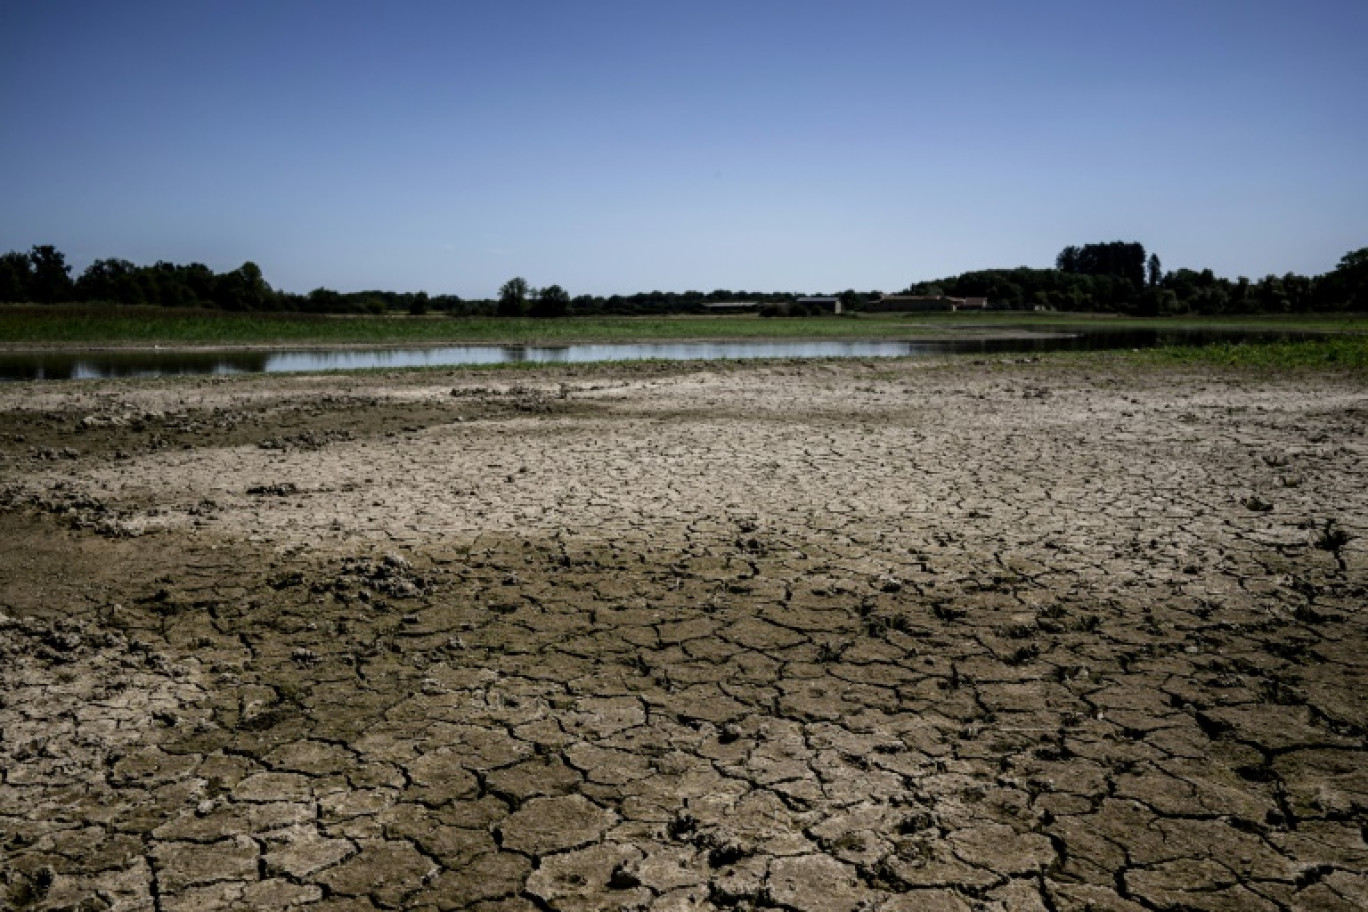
[0,356,1364,911]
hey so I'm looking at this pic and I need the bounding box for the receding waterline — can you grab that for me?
[0,340,977,381]
[267,340,931,372]
[0,330,1321,382]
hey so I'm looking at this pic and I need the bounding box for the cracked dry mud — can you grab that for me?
[0,356,1365,911]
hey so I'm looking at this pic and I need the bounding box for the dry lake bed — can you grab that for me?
[0,355,1365,911]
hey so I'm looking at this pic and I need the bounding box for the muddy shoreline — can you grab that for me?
[1,357,1365,910]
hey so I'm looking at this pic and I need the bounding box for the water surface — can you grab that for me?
[0,328,1324,382]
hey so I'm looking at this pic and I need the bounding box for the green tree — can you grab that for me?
[1057,241,1147,288]
[28,245,73,303]
[151,262,195,306]
[1321,248,1368,310]
[214,261,274,310]
[1232,277,1251,310]
[1055,246,1081,273]
[531,283,570,318]
[305,287,343,313]
[0,250,32,302]
[181,263,216,303]
[1339,247,1368,273]
[77,258,140,303]
[1147,253,1162,288]
[1254,275,1287,312]
[497,277,529,317]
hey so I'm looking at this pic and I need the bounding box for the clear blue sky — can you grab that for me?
[3,1,1364,297]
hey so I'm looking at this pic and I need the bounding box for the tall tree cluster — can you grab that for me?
[1055,241,1148,288]
[0,246,283,311]
[906,242,1368,315]
[0,245,472,315]
[1,245,74,304]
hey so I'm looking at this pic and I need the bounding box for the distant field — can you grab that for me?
[3,304,1368,348]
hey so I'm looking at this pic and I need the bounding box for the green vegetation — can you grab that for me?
[1010,332,1368,374]
[859,311,1368,333]
[1129,334,1368,371]
[0,305,939,347]
[905,242,1368,315]
[4,306,1368,350]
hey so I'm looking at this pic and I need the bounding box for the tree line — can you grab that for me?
[0,246,810,317]
[906,242,1368,315]
[0,247,466,315]
[2,241,1365,316]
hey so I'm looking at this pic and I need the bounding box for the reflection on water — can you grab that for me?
[264,340,938,374]
[0,350,272,381]
[0,329,1321,382]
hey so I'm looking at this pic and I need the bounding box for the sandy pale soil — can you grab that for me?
[0,357,1365,911]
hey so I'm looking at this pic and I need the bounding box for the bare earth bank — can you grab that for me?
[1,357,1365,911]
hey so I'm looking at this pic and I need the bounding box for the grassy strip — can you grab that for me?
[0,306,952,346]
[1077,333,1368,371]
[863,311,1368,332]
[5,304,1368,348]
[1131,335,1368,371]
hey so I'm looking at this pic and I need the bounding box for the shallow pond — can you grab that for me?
[0,327,1324,381]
